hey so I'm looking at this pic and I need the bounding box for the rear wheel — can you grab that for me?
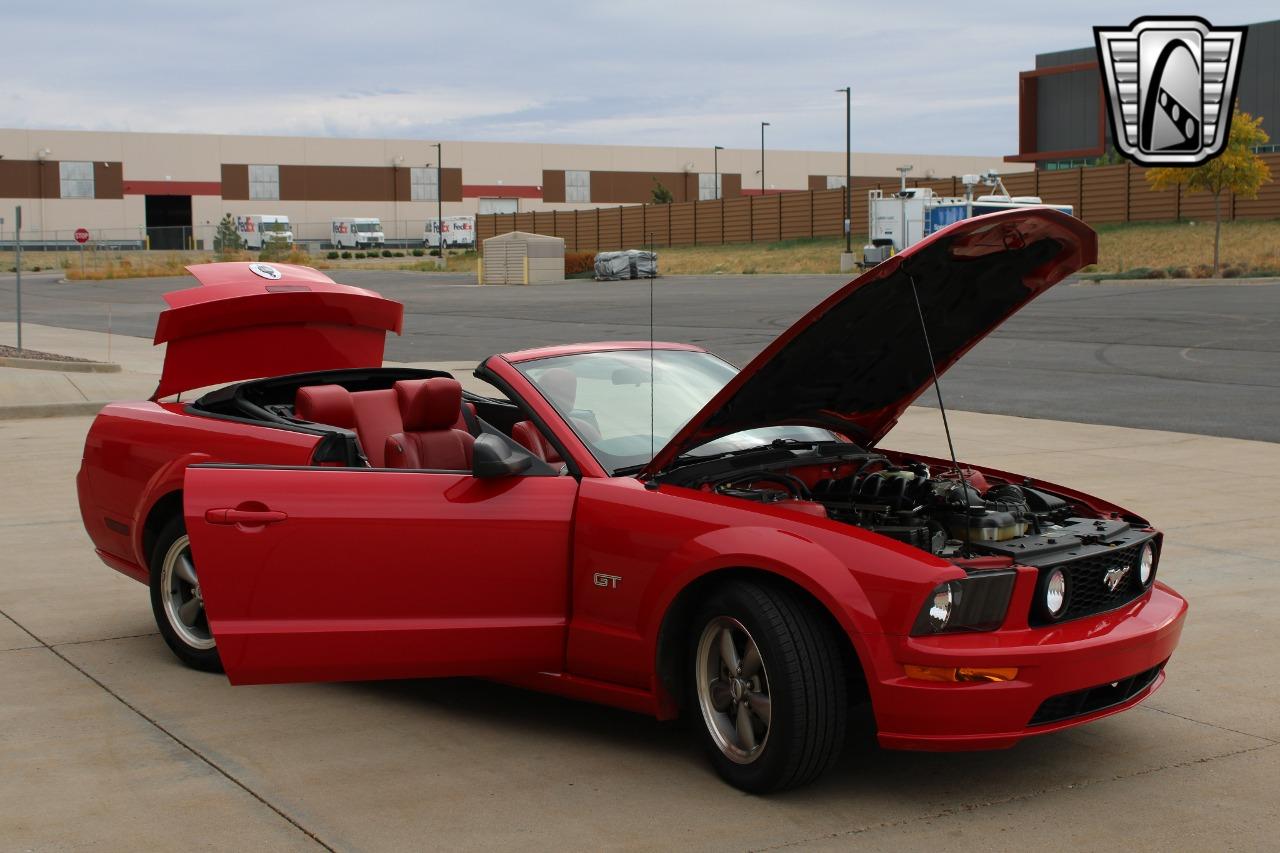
[690,581,846,792]
[149,516,222,672]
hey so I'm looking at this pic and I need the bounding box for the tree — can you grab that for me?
[1146,109,1272,274]
[650,179,674,205]
[212,214,243,257]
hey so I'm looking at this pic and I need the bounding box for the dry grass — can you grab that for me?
[1091,219,1280,277]
[6,219,1280,280]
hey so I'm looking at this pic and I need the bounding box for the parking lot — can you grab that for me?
[3,271,1279,441]
[1,272,1278,850]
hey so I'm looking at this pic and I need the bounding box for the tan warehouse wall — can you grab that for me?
[0,127,1027,237]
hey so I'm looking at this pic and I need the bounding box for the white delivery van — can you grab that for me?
[424,216,476,249]
[235,215,293,250]
[332,218,385,249]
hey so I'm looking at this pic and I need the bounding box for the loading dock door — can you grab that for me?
[145,195,193,250]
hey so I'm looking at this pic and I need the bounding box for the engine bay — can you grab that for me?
[686,447,1148,566]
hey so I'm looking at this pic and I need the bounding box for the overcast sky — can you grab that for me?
[3,1,1272,155]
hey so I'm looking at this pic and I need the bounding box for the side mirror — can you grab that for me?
[472,433,534,478]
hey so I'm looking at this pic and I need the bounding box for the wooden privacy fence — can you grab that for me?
[475,153,1280,252]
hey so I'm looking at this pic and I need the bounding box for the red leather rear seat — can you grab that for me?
[385,378,475,470]
[297,380,475,468]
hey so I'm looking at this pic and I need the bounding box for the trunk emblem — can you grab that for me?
[249,262,283,280]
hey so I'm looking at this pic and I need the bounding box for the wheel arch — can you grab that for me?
[141,490,184,567]
[653,566,869,721]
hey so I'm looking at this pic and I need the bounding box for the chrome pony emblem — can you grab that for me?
[1103,565,1131,592]
[1094,17,1247,166]
[248,262,283,280]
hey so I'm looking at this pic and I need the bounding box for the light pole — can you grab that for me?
[429,142,444,266]
[760,123,770,195]
[713,145,724,199]
[837,87,853,270]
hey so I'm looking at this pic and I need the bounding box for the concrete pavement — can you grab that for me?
[1,408,1276,851]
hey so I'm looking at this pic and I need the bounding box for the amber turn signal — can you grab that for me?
[904,665,1018,683]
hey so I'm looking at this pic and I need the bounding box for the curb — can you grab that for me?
[0,401,107,420]
[0,356,122,373]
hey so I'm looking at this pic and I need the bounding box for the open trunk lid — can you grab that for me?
[151,262,403,400]
[641,208,1097,477]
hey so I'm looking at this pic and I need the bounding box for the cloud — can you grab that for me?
[2,0,1272,155]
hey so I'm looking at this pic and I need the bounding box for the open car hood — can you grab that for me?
[151,262,403,400]
[641,208,1097,477]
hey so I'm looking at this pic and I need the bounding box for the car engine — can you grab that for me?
[706,455,1088,560]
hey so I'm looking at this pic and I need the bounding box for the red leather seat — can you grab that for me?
[511,421,562,463]
[385,378,475,470]
[349,389,402,467]
[295,385,356,428]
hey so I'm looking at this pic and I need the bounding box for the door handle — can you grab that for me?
[205,508,288,526]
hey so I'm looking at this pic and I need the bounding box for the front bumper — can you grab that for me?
[869,580,1187,751]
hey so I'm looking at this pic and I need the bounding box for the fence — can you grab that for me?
[475,154,1280,252]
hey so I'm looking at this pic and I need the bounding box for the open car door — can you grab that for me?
[183,464,577,685]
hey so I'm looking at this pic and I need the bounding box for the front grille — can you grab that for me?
[1030,542,1148,625]
[1029,661,1165,726]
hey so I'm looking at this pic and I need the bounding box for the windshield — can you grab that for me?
[516,349,837,473]
[355,222,382,233]
[262,221,290,232]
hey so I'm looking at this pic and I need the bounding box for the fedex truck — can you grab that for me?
[424,216,476,249]
[332,218,385,249]
[235,215,293,250]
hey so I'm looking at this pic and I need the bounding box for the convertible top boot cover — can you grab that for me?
[151,262,403,400]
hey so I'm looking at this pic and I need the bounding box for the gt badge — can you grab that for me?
[249,262,283,280]
[1103,565,1131,592]
[593,573,621,589]
[1094,17,1247,167]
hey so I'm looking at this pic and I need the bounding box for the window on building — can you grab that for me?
[411,166,439,201]
[825,175,847,189]
[1253,143,1280,154]
[698,173,722,200]
[249,164,280,200]
[59,161,94,199]
[565,170,591,203]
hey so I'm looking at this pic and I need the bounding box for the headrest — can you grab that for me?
[396,377,463,432]
[540,367,577,411]
[295,384,355,428]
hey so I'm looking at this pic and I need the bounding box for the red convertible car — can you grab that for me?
[77,210,1186,792]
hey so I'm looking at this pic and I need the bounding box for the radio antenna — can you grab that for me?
[907,272,972,554]
[648,231,656,467]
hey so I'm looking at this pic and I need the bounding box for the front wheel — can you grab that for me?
[149,517,223,672]
[690,582,847,792]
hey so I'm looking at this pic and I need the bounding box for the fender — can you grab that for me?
[642,524,886,718]
[131,450,214,565]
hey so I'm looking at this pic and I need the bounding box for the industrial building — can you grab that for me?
[0,127,1024,248]
[1008,17,1280,170]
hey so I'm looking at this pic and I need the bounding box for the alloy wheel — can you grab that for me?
[160,534,215,650]
[695,616,772,764]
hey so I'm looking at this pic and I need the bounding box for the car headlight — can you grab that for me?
[1137,542,1156,586]
[911,571,1016,635]
[1044,567,1068,619]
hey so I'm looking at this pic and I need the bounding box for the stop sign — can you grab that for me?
[74,228,90,244]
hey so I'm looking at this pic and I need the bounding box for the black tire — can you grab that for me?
[148,516,223,672]
[689,581,847,793]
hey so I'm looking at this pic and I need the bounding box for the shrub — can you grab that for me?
[412,248,425,257]
[258,238,292,262]
[326,251,340,260]
[354,252,366,259]
[381,249,393,257]
[394,251,405,257]
[564,251,596,276]
[429,248,441,257]
[341,250,352,259]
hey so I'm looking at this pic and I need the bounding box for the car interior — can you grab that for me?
[189,368,565,474]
